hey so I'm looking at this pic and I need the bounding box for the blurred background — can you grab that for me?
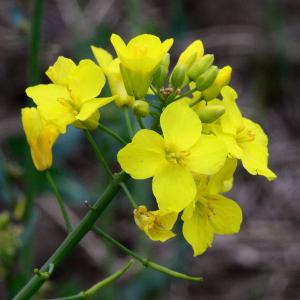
[0,0,299,299]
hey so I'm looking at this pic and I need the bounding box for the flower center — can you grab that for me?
[57,97,79,115]
[236,125,255,144]
[133,45,148,57]
[165,148,191,166]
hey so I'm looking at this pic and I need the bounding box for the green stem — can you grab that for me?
[150,85,165,102]
[98,123,128,145]
[136,117,145,129]
[174,88,197,101]
[93,227,203,282]
[119,182,137,209]
[30,0,43,85]
[85,129,137,209]
[84,130,113,179]
[13,171,130,300]
[45,170,73,233]
[124,107,134,138]
[49,260,134,300]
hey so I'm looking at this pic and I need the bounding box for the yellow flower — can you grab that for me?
[91,46,135,107]
[133,205,177,242]
[182,159,243,256]
[209,86,277,180]
[26,56,116,133]
[111,33,173,98]
[117,101,228,212]
[177,40,204,68]
[21,107,59,171]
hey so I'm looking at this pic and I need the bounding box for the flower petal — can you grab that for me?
[153,163,196,212]
[117,129,165,179]
[160,101,202,150]
[187,135,228,175]
[209,195,243,235]
[76,96,115,121]
[182,201,214,256]
[219,86,243,135]
[91,46,113,71]
[45,56,76,86]
[69,59,106,102]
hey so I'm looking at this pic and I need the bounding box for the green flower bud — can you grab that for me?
[133,100,150,118]
[161,53,170,68]
[182,52,197,70]
[202,66,232,101]
[196,66,219,91]
[188,54,214,81]
[170,65,187,89]
[197,105,225,123]
[153,65,168,88]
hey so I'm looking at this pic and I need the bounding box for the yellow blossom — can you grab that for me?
[21,107,59,171]
[182,159,243,256]
[117,101,228,212]
[110,33,173,98]
[177,40,204,68]
[209,86,277,180]
[91,46,135,107]
[26,56,116,133]
[134,205,177,242]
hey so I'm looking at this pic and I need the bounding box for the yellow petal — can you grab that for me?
[182,201,214,256]
[178,40,204,65]
[110,33,127,58]
[162,38,174,53]
[219,86,243,135]
[206,158,238,195]
[153,163,196,212]
[187,135,228,175]
[91,46,113,71]
[209,195,243,235]
[239,118,277,180]
[21,107,59,171]
[76,96,115,121]
[26,84,70,106]
[45,56,76,86]
[26,84,75,133]
[117,129,165,179]
[161,101,202,150]
[68,59,105,103]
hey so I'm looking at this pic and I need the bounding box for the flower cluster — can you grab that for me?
[22,34,276,256]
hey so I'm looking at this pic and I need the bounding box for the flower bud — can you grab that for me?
[132,100,150,118]
[202,66,232,101]
[196,66,219,91]
[153,65,168,88]
[170,65,187,89]
[197,105,225,123]
[188,54,214,81]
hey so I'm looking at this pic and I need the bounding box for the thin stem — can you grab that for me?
[98,123,127,145]
[174,88,197,101]
[84,130,113,179]
[150,85,165,102]
[136,117,145,129]
[119,182,137,208]
[48,260,134,300]
[93,227,203,282]
[124,107,133,138]
[45,170,73,233]
[85,129,137,209]
[13,171,130,300]
[190,97,204,107]
[30,0,43,85]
